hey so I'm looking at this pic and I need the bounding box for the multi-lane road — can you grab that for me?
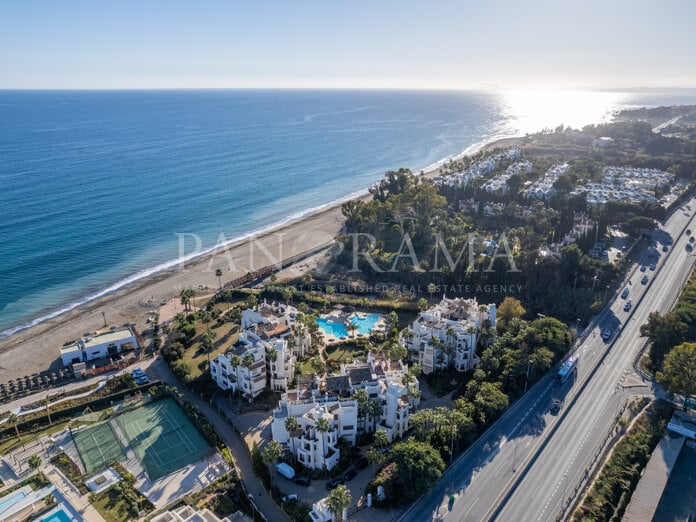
[401,198,696,522]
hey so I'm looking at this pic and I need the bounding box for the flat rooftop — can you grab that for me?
[61,327,135,353]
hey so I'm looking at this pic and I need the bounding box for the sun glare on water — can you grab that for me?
[500,89,629,135]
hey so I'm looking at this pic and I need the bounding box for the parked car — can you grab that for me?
[293,476,311,487]
[326,477,345,490]
[282,494,298,503]
[356,457,369,470]
[550,399,563,415]
[344,468,358,481]
[690,236,695,244]
[602,329,612,341]
[641,275,649,284]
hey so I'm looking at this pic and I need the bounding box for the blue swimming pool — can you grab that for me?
[350,313,381,334]
[39,506,73,522]
[316,318,349,338]
[0,490,27,514]
[316,313,381,337]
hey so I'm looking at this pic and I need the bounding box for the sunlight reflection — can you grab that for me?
[500,89,629,134]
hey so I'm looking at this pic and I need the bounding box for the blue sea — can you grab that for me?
[2,88,696,338]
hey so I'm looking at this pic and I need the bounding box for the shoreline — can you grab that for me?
[0,133,525,382]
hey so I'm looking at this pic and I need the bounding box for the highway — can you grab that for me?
[400,198,696,522]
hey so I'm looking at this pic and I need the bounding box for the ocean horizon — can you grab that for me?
[3,88,696,339]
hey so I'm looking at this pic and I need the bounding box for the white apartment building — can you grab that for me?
[210,332,267,401]
[271,353,415,470]
[211,300,311,398]
[403,296,496,375]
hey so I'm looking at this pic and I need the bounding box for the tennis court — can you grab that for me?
[115,397,210,481]
[71,422,126,474]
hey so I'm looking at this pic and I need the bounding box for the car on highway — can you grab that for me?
[640,265,647,272]
[326,477,345,490]
[550,399,563,415]
[649,263,656,270]
[641,275,649,284]
[293,476,311,487]
[620,288,629,299]
[690,237,695,244]
[687,229,692,235]
[624,299,632,312]
[602,329,612,341]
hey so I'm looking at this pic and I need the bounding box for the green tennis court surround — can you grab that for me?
[115,397,210,480]
[71,422,126,474]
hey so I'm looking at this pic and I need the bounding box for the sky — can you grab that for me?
[1,0,695,90]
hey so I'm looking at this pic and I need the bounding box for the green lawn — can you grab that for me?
[181,321,239,378]
[91,488,134,522]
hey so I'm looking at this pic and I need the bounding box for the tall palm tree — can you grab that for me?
[215,268,223,291]
[367,400,383,429]
[326,484,352,522]
[242,354,254,369]
[284,416,299,462]
[43,397,52,427]
[354,388,369,432]
[7,413,20,440]
[315,416,331,468]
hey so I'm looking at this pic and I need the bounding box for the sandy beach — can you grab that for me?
[0,136,525,383]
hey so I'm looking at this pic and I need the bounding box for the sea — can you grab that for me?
[2,88,696,338]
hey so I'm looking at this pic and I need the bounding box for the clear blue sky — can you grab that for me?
[1,0,694,89]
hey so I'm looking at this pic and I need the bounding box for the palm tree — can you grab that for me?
[367,400,383,429]
[180,288,191,311]
[284,416,299,462]
[426,283,437,301]
[215,268,223,291]
[325,285,335,305]
[262,440,283,489]
[242,354,254,369]
[28,454,41,470]
[230,355,241,368]
[315,416,331,467]
[246,293,258,310]
[446,327,457,350]
[200,310,212,332]
[373,429,389,448]
[348,322,358,338]
[354,388,369,433]
[7,413,20,440]
[201,331,216,365]
[43,397,52,427]
[326,484,351,522]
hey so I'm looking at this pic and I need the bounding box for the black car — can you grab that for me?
[550,399,563,415]
[344,468,358,481]
[356,457,368,470]
[293,476,311,487]
[326,477,345,490]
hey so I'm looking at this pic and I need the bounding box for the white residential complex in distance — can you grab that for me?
[482,159,533,194]
[403,296,496,375]
[210,300,311,400]
[524,163,569,200]
[569,166,676,206]
[435,148,522,188]
[271,353,416,471]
